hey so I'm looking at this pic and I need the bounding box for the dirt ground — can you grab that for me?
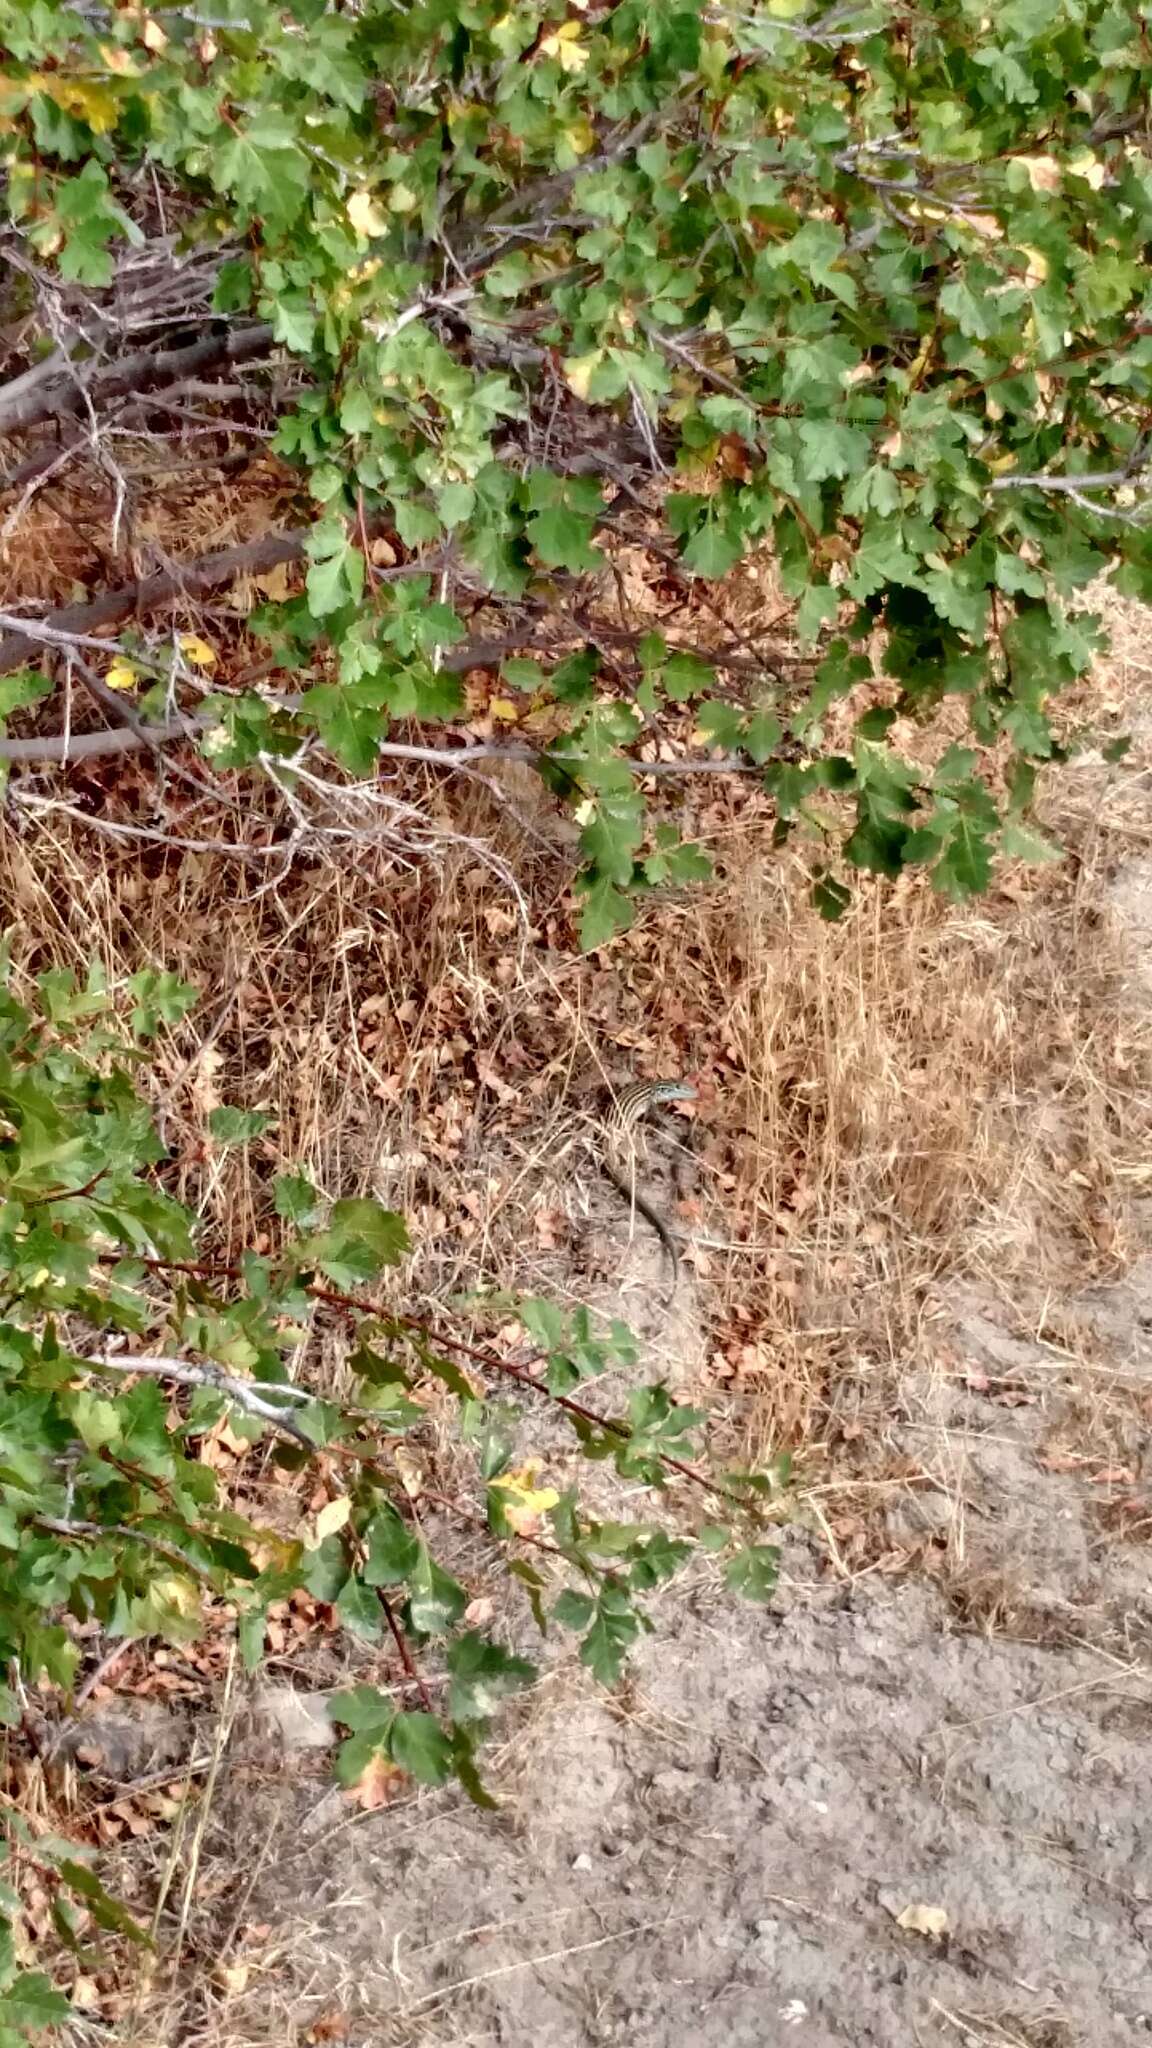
[233,1254,1152,2048]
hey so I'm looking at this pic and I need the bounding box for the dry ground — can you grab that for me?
[4,563,1152,2045]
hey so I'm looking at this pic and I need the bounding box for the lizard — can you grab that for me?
[591,1077,698,1299]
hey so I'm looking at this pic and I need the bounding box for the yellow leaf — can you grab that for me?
[1066,149,1106,191]
[562,349,604,401]
[1,71,43,105]
[177,632,217,669]
[541,21,588,71]
[312,1495,352,1544]
[150,1573,201,1622]
[894,1903,949,1939]
[389,182,418,213]
[489,697,520,722]
[253,561,292,601]
[491,1461,560,1535]
[562,116,596,157]
[347,188,388,239]
[212,1960,250,1996]
[141,17,168,51]
[104,659,139,693]
[99,44,141,75]
[41,78,121,133]
[348,1749,403,1810]
[1019,154,1061,194]
[394,1446,424,1497]
[1020,244,1048,287]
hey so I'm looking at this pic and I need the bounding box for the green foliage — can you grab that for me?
[0,969,774,2035]
[2,1,1149,940]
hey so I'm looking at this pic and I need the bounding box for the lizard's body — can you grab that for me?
[579,1078,697,1298]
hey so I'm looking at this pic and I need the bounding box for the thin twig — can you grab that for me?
[378,1590,435,1713]
[33,1516,214,1580]
[85,1351,316,1447]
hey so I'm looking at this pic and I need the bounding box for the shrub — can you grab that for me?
[0,963,776,2034]
[0,2,1150,939]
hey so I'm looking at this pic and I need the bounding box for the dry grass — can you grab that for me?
[4,614,1151,1431]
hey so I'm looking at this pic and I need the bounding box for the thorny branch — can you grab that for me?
[88,1252,737,1503]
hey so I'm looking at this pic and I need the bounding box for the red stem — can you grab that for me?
[377,1589,434,1713]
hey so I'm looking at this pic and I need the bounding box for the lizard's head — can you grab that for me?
[647,1079,698,1105]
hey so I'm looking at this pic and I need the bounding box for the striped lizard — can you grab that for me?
[585,1077,697,1299]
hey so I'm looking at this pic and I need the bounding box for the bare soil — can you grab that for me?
[240,1253,1151,2048]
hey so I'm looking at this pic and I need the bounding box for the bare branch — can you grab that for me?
[0,720,191,764]
[34,1515,215,1578]
[988,463,1151,496]
[86,1351,316,1446]
[0,527,448,676]
[0,322,275,436]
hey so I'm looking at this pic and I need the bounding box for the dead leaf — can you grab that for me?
[310,1496,352,1544]
[489,1461,560,1536]
[894,1902,949,1939]
[393,1446,424,1497]
[347,1750,403,1811]
[306,2011,350,2043]
[213,1960,250,1995]
[252,561,292,601]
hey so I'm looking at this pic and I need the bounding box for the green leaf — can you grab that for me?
[207,1107,274,1146]
[274,1173,322,1226]
[663,651,715,701]
[579,1583,641,1685]
[724,1544,780,1602]
[270,293,315,354]
[697,701,744,751]
[389,1710,455,1785]
[681,519,742,579]
[451,1726,500,1809]
[580,795,643,887]
[553,1589,594,1630]
[57,1861,149,1944]
[128,970,197,1039]
[0,1973,70,2030]
[0,669,52,720]
[797,420,870,482]
[447,1632,536,1723]
[745,705,782,764]
[795,583,839,645]
[300,1199,410,1288]
[330,1683,395,1735]
[406,1545,467,1636]
[335,1574,383,1640]
[501,658,545,692]
[999,820,1061,866]
[334,1726,391,1788]
[527,504,603,573]
[362,1503,420,1586]
[578,876,635,951]
[813,873,852,921]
